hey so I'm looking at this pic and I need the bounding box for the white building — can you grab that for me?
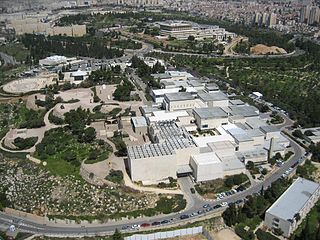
[191,152,223,182]
[157,20,236,41]
[265,178,320,237]
[193,107,229,130]
[163,92,196,111]
[197,91,229,108]
[39,55,67,66]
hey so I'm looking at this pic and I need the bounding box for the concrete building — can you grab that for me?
[197,91,229,108]
[127,121,199,184]
[265,178,320,237]
[193,107,229,130]
[191,152,223,182]
[163,92,195,111]
[131,116,148,135]
[157,20,235,41]
[205,83,219,92]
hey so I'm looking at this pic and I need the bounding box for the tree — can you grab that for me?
[246,161,255,170]
[112,229,123,240]
[83,127,96,143]
[292,129,304,139]
[187,35,195,41]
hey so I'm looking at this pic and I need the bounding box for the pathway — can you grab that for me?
[0,108,63,153]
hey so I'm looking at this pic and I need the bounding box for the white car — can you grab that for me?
[131,224,140,229]
[221,202,228,207]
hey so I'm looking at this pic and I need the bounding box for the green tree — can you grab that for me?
[83,127,96,143]
[112,229,123,240]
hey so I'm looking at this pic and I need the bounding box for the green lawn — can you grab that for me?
[34,128,111,177]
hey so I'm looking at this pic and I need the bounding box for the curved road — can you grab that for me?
[0,38,306,236]
[0,129,304,236]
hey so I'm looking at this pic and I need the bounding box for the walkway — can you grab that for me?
[0,108,63,153]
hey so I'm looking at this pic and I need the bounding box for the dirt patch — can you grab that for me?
[3,73,57,94]
[250,44,287,55]
[212,228,240,240]
[167,234,206,240]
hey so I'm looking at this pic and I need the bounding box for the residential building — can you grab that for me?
[265,178,320,237]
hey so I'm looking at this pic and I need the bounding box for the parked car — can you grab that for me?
[141,223,151,228]
[151,221,161,226]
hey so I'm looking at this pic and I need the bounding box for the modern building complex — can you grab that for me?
[157,20,236,41]
[265,178,320,237]
[128,70,290,184]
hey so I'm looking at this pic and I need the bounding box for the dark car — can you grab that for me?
[151,221,161,226]
[213,204,222,209]
[235,199,243,204]
[198,210,204,214]
[161,220,170,224]
[122,225,129,230]
[180,214,189,220]
[190,188,196,194]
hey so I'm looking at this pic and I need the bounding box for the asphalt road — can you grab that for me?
[0,52,17,66]
[0,39,306,237]
[0,130,304,236]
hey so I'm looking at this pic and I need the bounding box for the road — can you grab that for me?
[0,127,304,236]
[0,37,307,237]
[0,52,17,66]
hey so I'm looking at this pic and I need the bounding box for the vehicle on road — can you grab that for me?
[151,221,161,226]
[180,214,189,220]
[213,204,222,209]
[161,220,170,224]
[141,223,150,228]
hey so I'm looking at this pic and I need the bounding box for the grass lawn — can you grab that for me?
[34,128,111,177]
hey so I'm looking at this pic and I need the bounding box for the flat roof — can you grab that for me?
[192,152,221,165]
[205,83,219,91]
[246,129,265,138]
[267,178,320,221]
[245,118,268,129]
[131,116,147,128]
[192,135,235,148]
[229,99,245,106]
[260,125,279,133]
[148,110,189,122]
[228,105,259,118]
[152,88,180,96]
[207,141,236,152]
[228,128,253,142]
[193,107,228,119]
[216,153,245,171]
[197,91,228,102]
[165,92,194,102]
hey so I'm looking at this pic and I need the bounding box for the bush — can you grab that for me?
[105,169,124,184]
[256,229,280,240]
[13,137,38,150]
[48,112,64,125]
[235,224,255,240]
